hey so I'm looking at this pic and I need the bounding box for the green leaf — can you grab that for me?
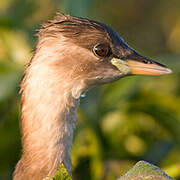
[43,164,72,180]
[118,161,174,180]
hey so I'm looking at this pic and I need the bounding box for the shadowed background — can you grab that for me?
[0,0,180,179]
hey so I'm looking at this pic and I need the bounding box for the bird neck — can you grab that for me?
[14,49,81,179]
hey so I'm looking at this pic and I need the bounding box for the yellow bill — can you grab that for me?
[111,55,172,76]
[126,60,172,75]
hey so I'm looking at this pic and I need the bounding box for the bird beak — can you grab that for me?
[126,59,172,75]
[111,53,172,76]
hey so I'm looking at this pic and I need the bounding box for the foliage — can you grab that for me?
[53,164,72,180]
[0,0,180,180]
[44,164,72,180]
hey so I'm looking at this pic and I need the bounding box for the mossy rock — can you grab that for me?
[118,161,174,180]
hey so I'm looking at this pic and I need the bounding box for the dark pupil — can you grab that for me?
[94,44,109,57]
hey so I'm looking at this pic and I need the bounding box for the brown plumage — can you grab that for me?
[13,13,171,180]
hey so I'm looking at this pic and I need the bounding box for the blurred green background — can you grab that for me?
[0,0,180,179]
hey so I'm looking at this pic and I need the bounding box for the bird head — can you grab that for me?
[37,13,172,97]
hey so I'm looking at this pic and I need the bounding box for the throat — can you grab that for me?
[14,67,80,179]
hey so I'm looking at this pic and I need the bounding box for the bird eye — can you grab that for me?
[93,44,111,57]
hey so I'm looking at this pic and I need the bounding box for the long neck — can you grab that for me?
[14,48,80,180]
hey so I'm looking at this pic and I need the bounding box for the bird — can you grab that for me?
[13,13,172,180]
